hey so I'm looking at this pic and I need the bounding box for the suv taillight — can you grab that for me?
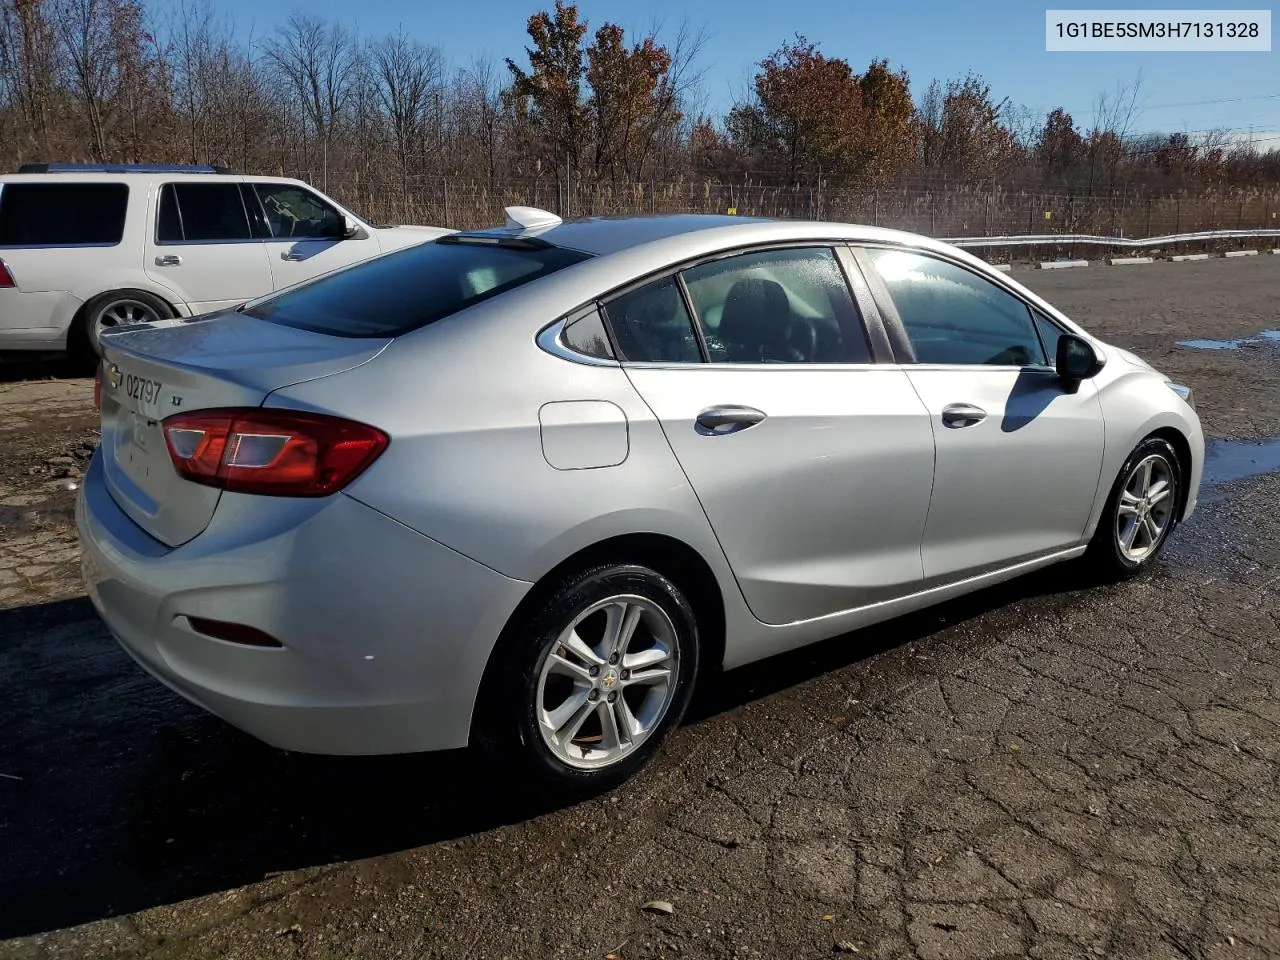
[0,259,14,288]
[161,408,389,497]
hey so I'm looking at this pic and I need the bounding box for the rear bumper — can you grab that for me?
[76,453,532,754]
[0,289,80,349]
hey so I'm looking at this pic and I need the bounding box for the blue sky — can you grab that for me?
[200,0,1279,143]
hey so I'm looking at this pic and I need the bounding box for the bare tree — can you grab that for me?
[55,0,118,159]
[3,3,1280,227]
[0,0,60,156]
[264,11,354,189]
[1086,70,1145,192]
[371,29,439,191]
[166,0,215,162]
[463,55,505,187]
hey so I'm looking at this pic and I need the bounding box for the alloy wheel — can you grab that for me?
[1114,453,1176,563]
[534,594,681,770]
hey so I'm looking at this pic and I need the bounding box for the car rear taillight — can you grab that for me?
[93,362,103,410]
[0,259,14,288]
[161,408,389,497]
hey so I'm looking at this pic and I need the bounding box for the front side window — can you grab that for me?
[681,247,870,363]
[157,183,253,242]
[244,237,591,337]
[1033,310,1065,364]
[252,183,345,240]
[0,183,129,246]
[865,248,1049,367]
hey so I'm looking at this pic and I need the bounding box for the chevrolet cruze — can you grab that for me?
[77,208,1204,792]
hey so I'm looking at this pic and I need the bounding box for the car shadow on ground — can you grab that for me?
[0,353,87,383]
[0,565,1093,939]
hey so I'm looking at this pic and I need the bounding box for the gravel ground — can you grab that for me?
[1,256,1278,960]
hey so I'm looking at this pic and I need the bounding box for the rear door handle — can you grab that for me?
[154,255,182,266]
[696,404,767,435]
[941,403,987,428]
[280,251,306,261]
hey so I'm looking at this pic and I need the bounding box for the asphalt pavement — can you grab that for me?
[1,256,1278,960]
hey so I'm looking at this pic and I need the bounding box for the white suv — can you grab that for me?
[0,163,453,362]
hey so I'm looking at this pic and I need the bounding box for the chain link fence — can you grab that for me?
[305,173,1280,245]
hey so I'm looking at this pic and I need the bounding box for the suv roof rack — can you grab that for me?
[17,163,233,175]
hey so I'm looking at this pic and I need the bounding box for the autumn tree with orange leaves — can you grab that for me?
[2,0,1279,218]
[585,24,680,182]
[505,1,685,183]
[729,36,864,183]
[505,0,587,171]
[727,38,922,186]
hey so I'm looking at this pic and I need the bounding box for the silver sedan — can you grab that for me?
[77,208,1204,793]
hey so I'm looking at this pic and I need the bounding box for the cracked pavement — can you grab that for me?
[1,257,1279,959]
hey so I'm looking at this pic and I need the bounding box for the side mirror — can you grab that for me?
[342,215,360,239]
[1056,334,1105,390]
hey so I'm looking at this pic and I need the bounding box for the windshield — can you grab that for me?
[244,238,592,338]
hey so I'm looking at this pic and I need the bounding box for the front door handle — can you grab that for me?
[941,403,988,428]
[154,254,182,266]
[280,251,306,261]
[696,404,767,435]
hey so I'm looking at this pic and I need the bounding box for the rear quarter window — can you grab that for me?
[0,182,129,246]
[244,238,592,337]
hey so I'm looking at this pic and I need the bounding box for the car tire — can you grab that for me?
[71,289,174,367]
[476,562,700,797]
[1084,436,1182,581]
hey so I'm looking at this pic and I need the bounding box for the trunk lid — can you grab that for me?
[99,310,389,547]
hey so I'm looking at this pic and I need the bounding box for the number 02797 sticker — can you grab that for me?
[122,372,163,408]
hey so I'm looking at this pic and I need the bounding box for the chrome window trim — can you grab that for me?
[535,318,621,367]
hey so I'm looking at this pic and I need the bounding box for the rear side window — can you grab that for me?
[244,238,592,337]
[603,276,703,363]
[157,183,253,242]
[0,183,129,246]
[681,247,870,363]
[561,307,616,360]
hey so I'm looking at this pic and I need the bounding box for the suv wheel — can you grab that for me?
[73,290,174,365]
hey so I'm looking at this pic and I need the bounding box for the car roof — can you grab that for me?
[460,214,770,256]
[0,172,312,186]
[454,212,973,261]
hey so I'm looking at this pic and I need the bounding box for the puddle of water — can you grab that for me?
[1178,338,1247,350]
[1178,329,1280,351]
[1203,437,1280,486]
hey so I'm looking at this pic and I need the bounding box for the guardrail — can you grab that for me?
[941,229,1280,250]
